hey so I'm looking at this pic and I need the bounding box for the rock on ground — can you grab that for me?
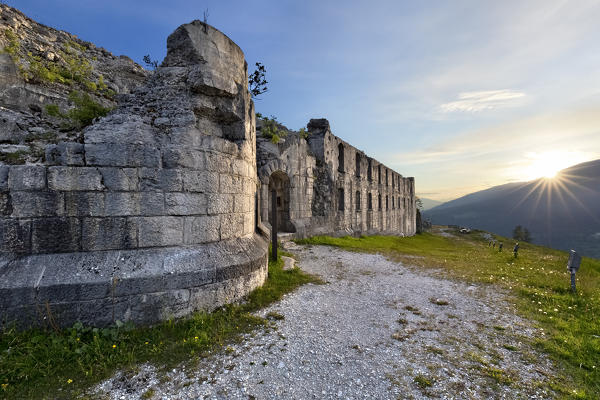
[92,245,557,399]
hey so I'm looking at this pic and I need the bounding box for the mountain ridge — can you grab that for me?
[424,159,600,259]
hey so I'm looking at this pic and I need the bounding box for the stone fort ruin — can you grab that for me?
[0,5,415,328]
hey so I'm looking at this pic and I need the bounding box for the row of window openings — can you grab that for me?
[337,144,401,188]
[337,189,408,211]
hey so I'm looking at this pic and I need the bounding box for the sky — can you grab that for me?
[10,0,600,201]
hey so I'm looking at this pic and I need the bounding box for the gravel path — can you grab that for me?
[93,244,557,399]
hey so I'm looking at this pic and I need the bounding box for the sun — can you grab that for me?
[527,157,561,179]
[523,151,585,181]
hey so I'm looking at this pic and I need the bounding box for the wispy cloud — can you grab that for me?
[440,90,526,112]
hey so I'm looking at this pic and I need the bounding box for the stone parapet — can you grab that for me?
[0,234,268,328]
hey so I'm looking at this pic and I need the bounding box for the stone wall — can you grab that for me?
[0,20,268,328]
[257,119,416,238]
[0,4,416,329]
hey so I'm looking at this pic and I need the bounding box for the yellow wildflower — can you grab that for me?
[67,379,73,384]
[112,344,116,348]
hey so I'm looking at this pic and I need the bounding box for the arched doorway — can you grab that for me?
[268,171,295,233]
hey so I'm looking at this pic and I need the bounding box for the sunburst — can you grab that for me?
[523,151,586,181]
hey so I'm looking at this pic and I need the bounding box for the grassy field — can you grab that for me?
[0,250,320,399]
[297,227,600,399]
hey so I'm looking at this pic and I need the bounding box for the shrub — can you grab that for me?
[45,104,63,118]
[67,91,110,127]
[261,115,286,143]
[2,29,20,58]
[299,127,309,139]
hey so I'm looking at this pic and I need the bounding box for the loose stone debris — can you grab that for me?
[93,245,557,399]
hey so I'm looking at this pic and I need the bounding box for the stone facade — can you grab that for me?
[257,119,416,238]
[0,20,268,328]
[0,6,416,329]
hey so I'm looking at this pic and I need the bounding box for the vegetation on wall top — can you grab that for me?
[2,28,115,99]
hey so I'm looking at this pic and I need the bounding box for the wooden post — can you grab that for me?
[567,250,581,293]
[271,189,277,260]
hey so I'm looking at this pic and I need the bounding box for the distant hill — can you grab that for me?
[424,160,600,259]
[419,198,444,211]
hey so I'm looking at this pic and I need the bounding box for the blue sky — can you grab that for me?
[12,0,600,200]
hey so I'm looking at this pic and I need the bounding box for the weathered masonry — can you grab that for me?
[257,119,416,238]
[0,20,267,328]
[0,4,416,329]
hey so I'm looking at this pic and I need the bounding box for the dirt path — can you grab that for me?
[94,245,557,399]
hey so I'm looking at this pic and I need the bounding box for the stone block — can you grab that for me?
[8,165,46,191]
[59,142,85,166]
[232,159,249,177]
[11,191,64,218]
[74,297,123,327]
[200,135,239,155]
[48,167,104,191]
[99,168,138,191]
[137,216,184,247]
[0,165,8,191]
[206,193,233,215]
[165,192,206,215]
[0,218,31,253]
[45,142,85,166]
[243,212,254,235]
[220,213,243,240]
[124,288,192,322]
[139,168,183,191]
[82,217,137,251]
[105,192,141,216]
[182,170,219,193]
[140,192,165,215]
[204,153,231,173]
[45,144,60,166]
[64,192,105,216]
[183,215,220,244]
[162,148,205,169]
[233,195,252,213]
[31,217,81,253]
[85,144,160,167]
[0,193,11,215]
[84,114,154,144]
[219,174,244,194]
[243,179,257,194]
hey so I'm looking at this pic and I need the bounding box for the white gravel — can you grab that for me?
[92,244,557,399]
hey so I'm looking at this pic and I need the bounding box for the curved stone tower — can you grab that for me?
[0,21,268,328]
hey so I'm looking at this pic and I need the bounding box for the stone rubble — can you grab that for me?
[93,245,557,399]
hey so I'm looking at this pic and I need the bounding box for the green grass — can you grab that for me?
[0,150,28,165]
[0,251,320,399]
[414,373,434,390]
[297,229,600,399]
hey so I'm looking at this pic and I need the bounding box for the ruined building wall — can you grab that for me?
[257,119,416,238]
[0,21,268,328]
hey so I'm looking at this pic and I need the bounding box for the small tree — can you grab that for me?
[202,9,209,33]
[522,228,532,243]
[143,54,158,70]
[249,62,268,98]
[512,225,533,243]
[512,225,523,240]
[416,197,424,210]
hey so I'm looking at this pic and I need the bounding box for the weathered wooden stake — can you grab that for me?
[567,250,581,293]
[271,189,277,260]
